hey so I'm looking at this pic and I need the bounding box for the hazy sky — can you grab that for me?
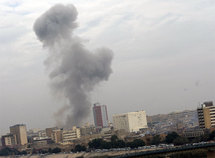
[0,0,215,134]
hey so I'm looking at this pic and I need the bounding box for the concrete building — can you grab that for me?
[80,125,97,136]
[45,127,57,138]
[113,111,148,133]
[183,127,204,139]
[1,134,17,147]
[93,103,109,128]
[62,127,81,143]
[10,124,28,146]
[51,129,63,143]
[197,101,215,129]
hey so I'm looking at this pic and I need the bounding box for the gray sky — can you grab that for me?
[0,0,215,135]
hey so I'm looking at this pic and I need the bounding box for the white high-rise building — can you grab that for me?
[113,111,148,133]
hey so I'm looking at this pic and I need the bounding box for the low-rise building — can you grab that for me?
[113,110,148,133]
[62,127,81,143]
[1,134,17,147]
[51,129,63,143]
[183,127,204,138]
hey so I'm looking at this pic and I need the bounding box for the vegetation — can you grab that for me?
[51,147,61,153]
[0,147,27,156]
[165,132,180,144]
[151,135,161,145]
[73,144,86,152]
[88,135,145,150]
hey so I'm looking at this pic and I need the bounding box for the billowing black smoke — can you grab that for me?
[33,4,113,127]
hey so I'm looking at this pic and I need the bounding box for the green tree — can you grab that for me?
[126,139,145,148]
[209,130,215,140]
[74,145,86,152]
[52,147,61,153]
[151,135,161,145]
[165,132,179,144]
[111,135,119,142]
[173,136,188,146]
[0,148,20,156]
[88,138,106,149]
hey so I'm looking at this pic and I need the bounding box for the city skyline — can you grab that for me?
[0,0,215,135]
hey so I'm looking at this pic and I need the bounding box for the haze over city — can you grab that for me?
[0,0,215,135]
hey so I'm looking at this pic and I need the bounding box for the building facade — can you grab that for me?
[93,103,109,128]
[1,134,17,147]
[62,127,81,143]
[113,111,148,133]
[51,129,63,143]
[10,124,28,146]
[197,101,215,129]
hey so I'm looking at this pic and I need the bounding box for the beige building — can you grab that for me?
[10,124,28,146]
[51,129,63,143]
[197,101,215,129]
[1,134,17,147]
[50,127,81,144]
[62,127,81,143]
[45,127,57,138]
[113,110,148,133]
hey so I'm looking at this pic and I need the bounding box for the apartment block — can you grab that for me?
[10,124,28,146]
[62,127,81,143]
[1,134,17,147]
[51,129,63,143]
[197,101,215,129]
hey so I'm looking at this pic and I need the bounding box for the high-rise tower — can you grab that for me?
[10,124,28,146]
[93,103,109,128]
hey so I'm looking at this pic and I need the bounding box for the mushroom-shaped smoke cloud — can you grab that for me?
[33,4,113,127]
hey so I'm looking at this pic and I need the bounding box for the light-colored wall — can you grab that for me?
[113,111,148,133]
[62,128,81,142]
[113,114,130,132]
[203,108,211,129]
[127,111,148,132]
[101,105,109,127]
[10,125,27,146]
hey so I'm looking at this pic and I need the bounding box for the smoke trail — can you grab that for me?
[33,4,113,127]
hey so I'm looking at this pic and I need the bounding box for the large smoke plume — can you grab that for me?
[33,4,113,127]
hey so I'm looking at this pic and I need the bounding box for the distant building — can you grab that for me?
[49,127,81,144]
[197,101,215,129]
[62,127,81,143]
[51,129,63,143]
[45,127,57,138]
[1,134,17,147]
[113,111,148,133]
[80,125,97,136]
[93,103,109,128]
[10,124,28,146]
[183,127,204,139]
[32,138,53,148]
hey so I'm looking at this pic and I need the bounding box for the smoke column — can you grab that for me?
[33,4,113,127]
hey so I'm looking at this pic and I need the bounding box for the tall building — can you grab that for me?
[113,111,148,133]
[93,103,109,128]
[197,101,215,129]
[10,124,28,146]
